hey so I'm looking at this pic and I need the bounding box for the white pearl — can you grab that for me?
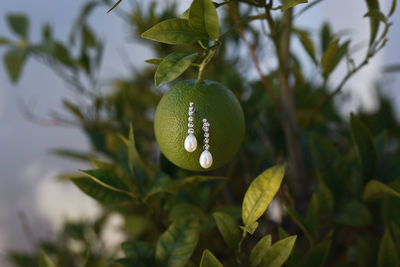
[184,135,197,152]
[200,150,213,169]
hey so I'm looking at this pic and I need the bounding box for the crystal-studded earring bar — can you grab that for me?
[200,118,213,169]
[184,102,197,152]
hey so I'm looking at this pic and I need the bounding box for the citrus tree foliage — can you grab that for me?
[1,0,400,266]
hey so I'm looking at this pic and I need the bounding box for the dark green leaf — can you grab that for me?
[362,180,400,202]
[350,113,377,179]
[365,0,381,44]
[0,37,10,45]
[250,235,272,266]
[51,42,73,67]
[107,0,122,13]
[281,0,308,12]
[200,250,223,267]
[305,193,320,239]
[321,39,349,78]
[333,200,372,227]
[39,250,56,267]
[121,241,155,266]
[80,169,130,192]
[212,212,241,249]
[242,165,285,226]
[175,175,224,190]
[145,173,175,199]
[286,206,314,245]
[128,124,150,189]
[295,29,317,63]
[82,24,96,47]
[42,24,52,41]
[320,23,332,52]
[389,0,397,17]
[299,241,331,267]
[378,229,400,267]
[51,149,91,161]
[71,177,132,204]
[155,51,198,87]
[3,48,27,83]
[156,220,200,267]
[169,203,204,223]
[145,58,163,65]
[260,235,297,267]
[7,14,29,39]
[189,0,219,40]
[62,99,84,119]
[141,18,207,45]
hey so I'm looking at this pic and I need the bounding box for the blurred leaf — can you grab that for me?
[42,23,52,41]
[378,229,400,267]
[51,42,73,67]
[145,173,175,199]
[189,0,219,40]
[299,240,331,267]
[155,51,198,87]
[7,14,29,39]
[362,180,400,202]
[169,203,204,223]
[305,193,320,239]
[62,99,84,119]
[365,0,381,44]
[260,235,297,267]
[286,206,313,245]
[316,179,334,212]
[145,58,163,65]
[200,249,223,267]
[389,0,397,16]
[39,250,55,267]
[350,113,377,179]
[175,175,224,190]
[51,149,91,161]
[0,37,10,45]
[121,241,155,266]
[82,24,96,47]
[294,29,317,63]
[72,177,132,204]
[320,23,332,52]
[212,212,241,249]
[281,0,308,12]
[250,235,272,266]
[107,0,122,13]
[141,18,207,45]
[321,39,349,78]
[333,200,372,227]
[156,220,200,267]
[80,169,130,192]
[4,48,27,83]
[128,124,150,190]
[181,8,190,19]
[242,165,285,226]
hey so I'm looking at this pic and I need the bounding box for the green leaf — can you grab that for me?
[107,0,122,13]
[321,39,349,78]
[281,0,308,12]
[71,177,132,205]
[295,29,317,63]
[181,8,190,19]
[389,0,397,17]
[4,48,27,83]
[51,149,91,161]
[189,0,219,40]
[82,24,96,47]
[175,175,224,190]
[350,113,377,179]
[305,193,320,239]
[365,0,381,44]
[141,18,207,45]
[333,200,372,227]
[169,203,204,223]
[299,240,331,267]
[212,212,241,249]
[260,235,297,267]
[121,241,155,266]
[200,249,224,267]
[242,165,285,226]
[145,58,163,65]
[250,235,272,266]
[51,42,73,67]
[0,37,10,45]
[39,250,56,267]
[145,173,175,199]
[80,169,129,192]
[155,51,198,87]
[378,229,400,267]
[286,206,314,245]
[128,124,150,189]
[7,14,29,39]
[241,221,259,235]
[362,180,400,202]
[62,99,84,119]
[156,220,200,267]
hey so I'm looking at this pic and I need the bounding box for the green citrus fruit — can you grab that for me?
[154,80,245,171]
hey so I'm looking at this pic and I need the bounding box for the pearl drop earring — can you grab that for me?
[200,118,213,169]
[184,102,197,152]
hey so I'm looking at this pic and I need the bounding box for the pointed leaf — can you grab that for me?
[362,180,400,202]
[365,0,381,44]
[260,235,297,267]
[242,165,285,226]
[7,14,29,39]
[212,212,241,249]
[175,175,224,190]
[200,249,224,267]
[155,51,198,87]
[281,0,308,12]
[286,206,314,245]
[189,0,219,40]
[334,200,372,227]
[39,250,56,267]
[145,173,175,199]
[250,235,272,266]
[145,58,163,65]
[79,169,129,192]
[321,39,349,78]
[350,113,377,179]
[295,29,316,63]
[4,48,27,83]
[156,220,200,267]
[141,18,207,45]
[107,0,122,13]
[378,229,400,267]
[389,0,397,17]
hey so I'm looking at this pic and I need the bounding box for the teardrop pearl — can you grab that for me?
[184,135,197,152]
[199,150,213,169]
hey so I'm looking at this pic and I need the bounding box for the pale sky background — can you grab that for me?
[0,0,399,264]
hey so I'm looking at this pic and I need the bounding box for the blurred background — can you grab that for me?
[0,0,399,265]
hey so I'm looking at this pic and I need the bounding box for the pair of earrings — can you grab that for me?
[184,102,213,169]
